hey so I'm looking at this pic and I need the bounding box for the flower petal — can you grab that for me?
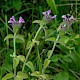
[19,16,25,23]
[69,15,74,21]
[62,15,67,19]
[52,15,57,19]
[8,16,16,23]
[42,12,47,16]
[47,10,51,15]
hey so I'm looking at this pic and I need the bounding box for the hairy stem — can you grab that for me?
[13,33,16,80]
[22,24,43,72]
[49,34,59,59]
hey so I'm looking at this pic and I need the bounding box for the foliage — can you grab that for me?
[0,0,80,80]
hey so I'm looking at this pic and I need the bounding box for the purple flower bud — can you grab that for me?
[42,12,46,16]
[60,15,74,32]
[62,15,67,19]
[8,16,16,23]
[52,15,57,19]
[69,15,74,21]
[42,10,56,24]
[47,10,51,15]
[8,16,25,27]
[42,10,51,16]
[19,16,25,23]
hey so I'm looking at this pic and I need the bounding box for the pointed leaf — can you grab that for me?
[47,50,52,59]
[45,37,55,42]
[33,20,41,24]
[26,41,33,50]
[13,58,19,69]
[26,61,34,72]
[15,34,25,43]
[2,73,13,80]
[16,71,28,79]
[51,54,62,62]
[17,55,25,62]
[43,59,50,69]
[4,34,14,41]
[31,71,40,77]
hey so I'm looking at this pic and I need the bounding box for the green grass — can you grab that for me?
[0,0,80,80]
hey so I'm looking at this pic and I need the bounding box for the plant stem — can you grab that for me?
[42,33,59,74]
[13,33,16,80]
[5,15,9,50]
[49,33,59,59]
[22,24,43,72]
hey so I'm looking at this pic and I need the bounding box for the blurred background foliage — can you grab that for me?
[0,0,80,80]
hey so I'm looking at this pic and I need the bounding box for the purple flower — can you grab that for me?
[69,15,74,21]
[62,15,74,22]
[62,15,67,19]
[19,16,25,23]
[42,10,56,24]
[8,16,25,27]
[8,16,16,23]
[60,15,74,32]
[42,10,51,16]
[42,10,56,19]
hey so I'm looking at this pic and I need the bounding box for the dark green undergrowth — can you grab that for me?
[0,0,80,80]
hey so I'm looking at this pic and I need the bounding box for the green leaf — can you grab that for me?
[31,71,40,77]
[17,55,25,62]
[26,41,33,50]
[59,36,69,44]
[46,0,58,14]
[47,50,52,59]
[26,61,34,72]
[43,59,50,69]
[54,71,69,80]
[45,37,56,42]
[2,73,13,80]
[13,0,22,11]
[33,20,41,24]
[74,34,79,39]
[15,77,23,80]
[62,55,72,62]
[4,34,14,41]
[16,71,28,79]
[13,58,19,69]
[15,34,25,43]
[59,30,65,36]
[51,54,62,62]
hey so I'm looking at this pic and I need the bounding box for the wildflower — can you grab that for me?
[19,16,25,23]
[59,15,74,32]
[62,15,74,27]
[8,16,25,27]
[42,10,56,24]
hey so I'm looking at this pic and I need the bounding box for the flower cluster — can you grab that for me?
[8,10,74,32]
[8,16,25,27]
[59,15,74,31]
[62,15,74,27]
[42,10,56,24]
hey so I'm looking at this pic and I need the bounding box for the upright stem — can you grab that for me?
[42,33,59,74]
[13,33,16,57]
[5,15,9,50]
[22,24,43,72]
[49,34,59,59]
[13,33,16,80]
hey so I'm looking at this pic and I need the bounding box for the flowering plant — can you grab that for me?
[8,16,25,27]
